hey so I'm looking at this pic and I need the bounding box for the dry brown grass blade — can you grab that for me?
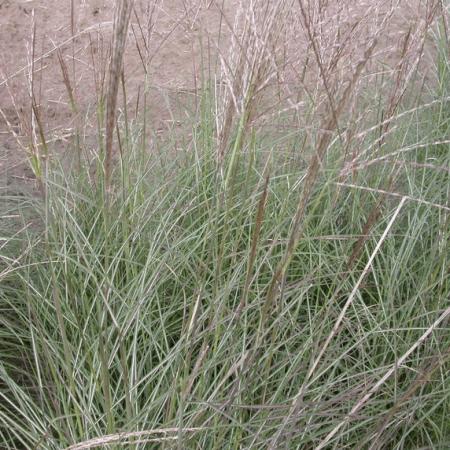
[65,427,206,450]
[336,182,450,212]
[56,49,77,113]
[25,12,46,196]
[234,170,271,321]
[103,0,134,200]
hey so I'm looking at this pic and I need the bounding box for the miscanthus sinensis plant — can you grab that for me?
[0,0,449,448]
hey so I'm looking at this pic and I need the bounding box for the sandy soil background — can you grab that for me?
[1,0,241,191]
[0,0,442,195]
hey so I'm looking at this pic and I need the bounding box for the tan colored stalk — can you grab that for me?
[65,428,206,450]
[104,0,134,202]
